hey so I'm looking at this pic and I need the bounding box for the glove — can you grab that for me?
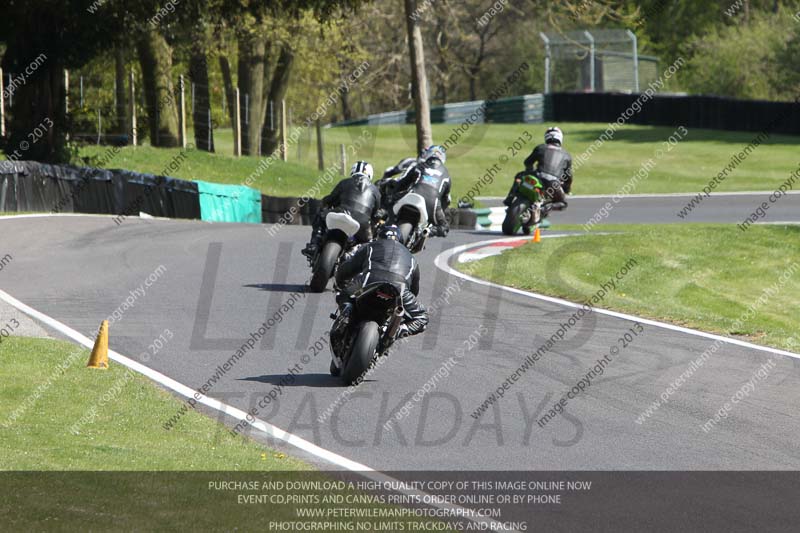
[432,225,449,237]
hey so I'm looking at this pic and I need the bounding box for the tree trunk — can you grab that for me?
[136,28,180,147]
[260,46,294,156]
[189,45,214,152]
[468,68,478,101]
[219,55,235,127]
[114,47,127,134]
[5,59,66,162]
[237,35,266,156]
[434,9,449,104]
[340,82,352,121]
[404,0,432,153]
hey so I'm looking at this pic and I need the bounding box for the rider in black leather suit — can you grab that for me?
[384,145,452,237]
[504,127,573,213]
[334,225,429,338]
[302,161,381,259]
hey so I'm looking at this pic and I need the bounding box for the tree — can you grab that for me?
[137,27,181,148]
[260,45,295,155]
[404,0,433,153]
[0,0,124,162]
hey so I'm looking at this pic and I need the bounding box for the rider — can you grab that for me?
[503,127,572,213]
[381,145,452,237]
[382,157,417,181]
[334,224,429,339]
[302,161,381,260]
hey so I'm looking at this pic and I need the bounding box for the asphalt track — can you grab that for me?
[2,211,800,472]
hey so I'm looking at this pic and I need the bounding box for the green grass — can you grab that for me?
[79,123,800,201]
[0,337,455,530]
[459,224,800,351]
[0,337,307,470]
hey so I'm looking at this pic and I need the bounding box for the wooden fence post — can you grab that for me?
[280,99,287,161]
[0,67,5,138]
[129,70,137,146]
[233,88,242,157]
[179,75,187,148]
[316,120,324,171]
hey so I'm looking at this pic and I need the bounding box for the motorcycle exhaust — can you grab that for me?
[385,306,405,340]
[420,227,431,238]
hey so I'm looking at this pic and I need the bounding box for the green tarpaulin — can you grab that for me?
[195,181,262,224]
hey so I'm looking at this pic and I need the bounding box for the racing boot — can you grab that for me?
[503,182,520,207]
[301,228,324,260]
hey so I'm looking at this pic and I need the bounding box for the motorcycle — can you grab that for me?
[392,191,432,253]
[329,282,405,385]
[308,211,361,293]
[502,173,545,236]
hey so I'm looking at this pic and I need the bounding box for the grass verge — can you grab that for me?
[458,224,800,351]
[78,122,800,201]
[0,337,307,470]
[0,337,457,530]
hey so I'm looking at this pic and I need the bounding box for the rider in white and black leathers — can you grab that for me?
[504,127,572,213]
[382,157,416,180]
[381,145,452,237]
[334,225,429,338]
[302,161,381,259]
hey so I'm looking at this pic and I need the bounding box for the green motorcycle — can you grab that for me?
[502,173,544,236]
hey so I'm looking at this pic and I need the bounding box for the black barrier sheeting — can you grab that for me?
[164,176,202,220]
[2,471,800,532]
[261,195,322,225]
[548,92,800,134]
[0,161,201,220]
[0,161,74,213]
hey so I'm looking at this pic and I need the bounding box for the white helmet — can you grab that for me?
[350,161,374,180]
[544,127,563,146]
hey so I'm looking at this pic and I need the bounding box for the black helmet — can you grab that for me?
[378,225,400,241]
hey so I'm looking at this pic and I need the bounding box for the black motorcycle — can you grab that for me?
[328,282,404,385]
[308,211,362,293]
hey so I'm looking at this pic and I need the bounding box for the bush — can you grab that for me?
[683,12,796,101]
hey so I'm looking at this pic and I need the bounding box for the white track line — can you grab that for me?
[435,238,800,361]
[0,288,511,531]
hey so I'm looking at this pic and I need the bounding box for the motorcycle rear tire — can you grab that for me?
[502,202,528,236]
[341,321,380,386]
[309,241,341,293]
[398,222,414,245]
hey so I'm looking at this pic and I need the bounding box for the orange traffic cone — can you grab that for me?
[533,227,541,243]
[87,320,109,369]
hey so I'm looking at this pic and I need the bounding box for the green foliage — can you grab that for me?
[683,10,797,100]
